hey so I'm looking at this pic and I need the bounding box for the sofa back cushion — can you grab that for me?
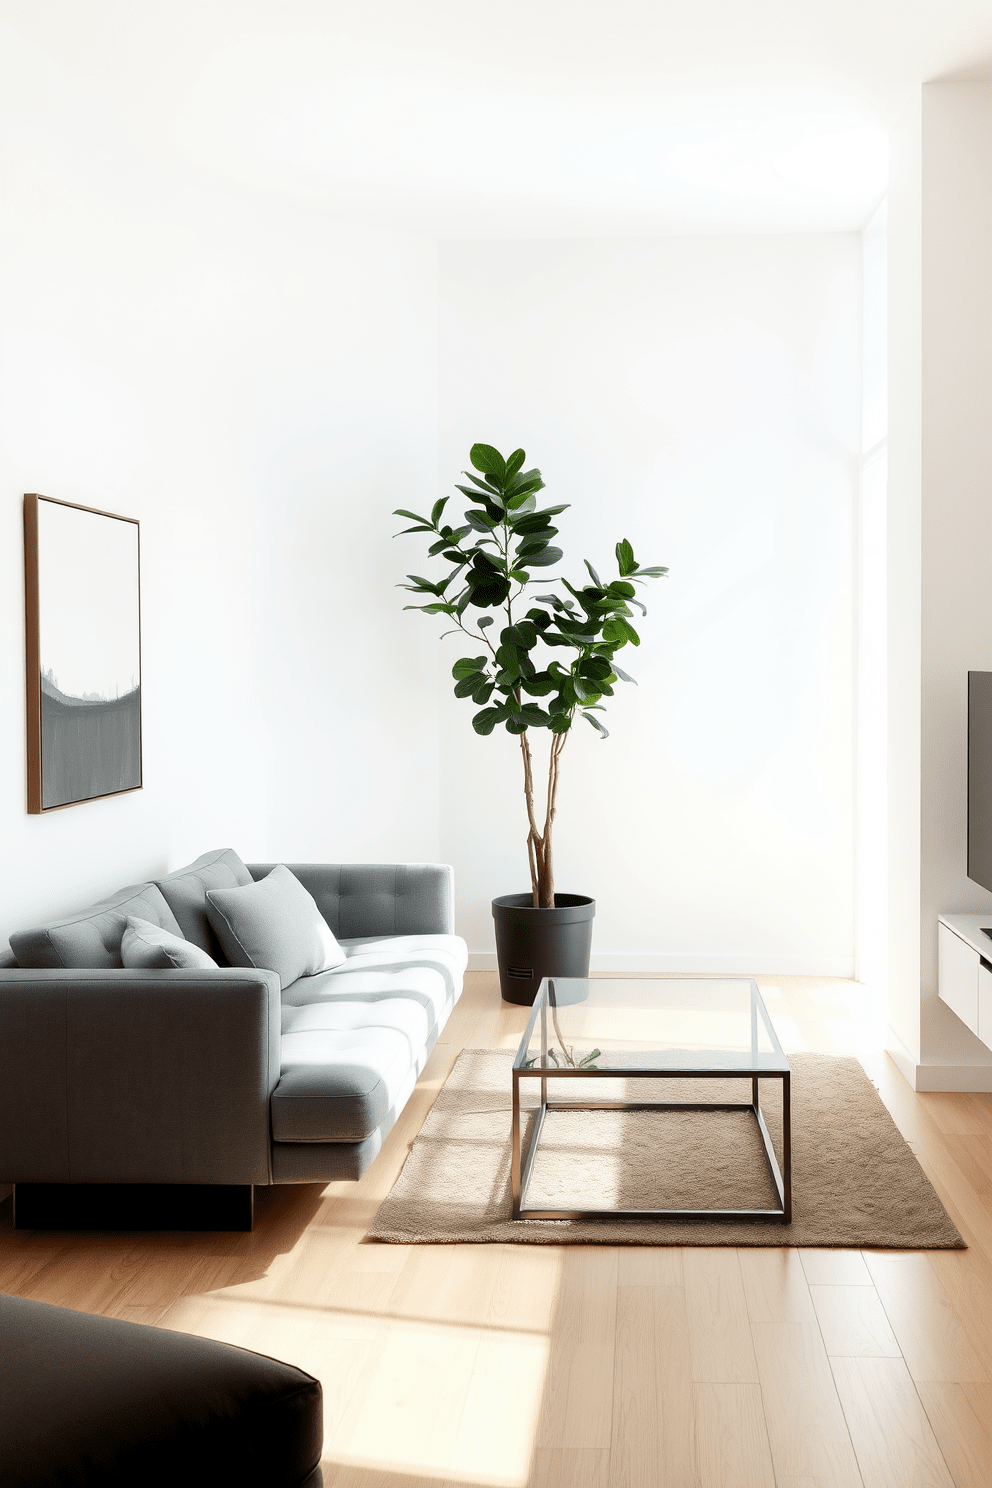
[153,848,252,964]
[206,864,347,990]
[10,883,184,969]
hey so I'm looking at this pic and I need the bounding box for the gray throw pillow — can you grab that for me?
[120,917,218,971]
[205,864,347,990]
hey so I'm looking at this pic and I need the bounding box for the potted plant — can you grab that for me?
[395,443,667,1003]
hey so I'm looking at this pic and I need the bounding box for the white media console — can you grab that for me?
[938,914,992,1048]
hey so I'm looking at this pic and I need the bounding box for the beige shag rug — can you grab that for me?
[368,1049,964,1248]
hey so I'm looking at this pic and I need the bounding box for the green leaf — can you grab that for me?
[452,655,488,680]
[460,471,504,498]
[478,615,494,629]
[525,608,552,630]
[520,672,557,696]
[584,559,604,587]
[394,508,429,524]
[396,523,434,535]
[612,663,637,684]
[464,509,497,532]
[616,538,636,577]
[520,545,563,568]
[517,703,552,727]
[472,678,495,705]
[401,574,441,594]
[583,711,610,739]
[516,534,558,560]
[633,565,669,578]
[512,512,556,535]
[455,483,494,505]
[431,496,449,526]
[508,469,544,495]
[470,443,507,480]
[465,576,512,607]
[473,705,508,735]
[621,618,641,646]
[505,448,526,478]
[550,714,572,733]
[505,714,530,735]
[502,621,538,650]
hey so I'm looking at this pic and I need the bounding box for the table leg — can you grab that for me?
[782,1071,792,1223]
[511,1072,522,1220]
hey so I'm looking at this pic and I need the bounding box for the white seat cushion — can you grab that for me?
[274,933,467,1143]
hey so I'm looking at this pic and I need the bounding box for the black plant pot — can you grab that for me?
[492,893,596,1005]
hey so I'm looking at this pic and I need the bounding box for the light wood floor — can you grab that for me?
[3,972,992,1487]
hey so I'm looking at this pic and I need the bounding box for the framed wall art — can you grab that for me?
[24,494,142,813]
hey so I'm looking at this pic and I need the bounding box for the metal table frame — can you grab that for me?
[510,977,792,1224]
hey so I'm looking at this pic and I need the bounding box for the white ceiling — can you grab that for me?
[4,0,992,235]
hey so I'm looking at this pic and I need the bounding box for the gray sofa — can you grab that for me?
[0,1291,324,1486]
[0,849,466,1205]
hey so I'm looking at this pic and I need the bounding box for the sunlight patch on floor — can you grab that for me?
[159,1292,549,1487]
[324,1315,550,1486]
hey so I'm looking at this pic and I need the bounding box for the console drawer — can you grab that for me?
[938,921,980,1034]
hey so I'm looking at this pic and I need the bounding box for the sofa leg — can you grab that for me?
[12,1183,255,1232]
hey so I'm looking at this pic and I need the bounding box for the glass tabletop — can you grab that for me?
[513,977,789,1075]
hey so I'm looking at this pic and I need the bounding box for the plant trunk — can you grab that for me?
[519,730,568,908]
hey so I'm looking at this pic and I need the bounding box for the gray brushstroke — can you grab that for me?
[41,680,141,809]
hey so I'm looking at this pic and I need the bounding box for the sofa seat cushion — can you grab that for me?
[279,934,467,1032]
[273,998,431,1142]
[0,1291,323,1488]
[340,932,468,985]
[10,884,184,970]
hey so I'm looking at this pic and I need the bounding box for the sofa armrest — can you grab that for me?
[0,968,281,1186]
[247,863,455,938]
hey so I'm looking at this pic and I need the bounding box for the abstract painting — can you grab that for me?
[24,494,142,812]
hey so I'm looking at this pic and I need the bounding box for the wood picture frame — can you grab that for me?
[24,493,142,813]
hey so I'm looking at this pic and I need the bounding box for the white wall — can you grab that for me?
[882,85,925,1079]
[0,26,440,948]
[855,199,889,999]
[916,80,992,1086]
[437,237,862,972]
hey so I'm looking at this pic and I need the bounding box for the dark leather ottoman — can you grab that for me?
[0,1293,323,1487]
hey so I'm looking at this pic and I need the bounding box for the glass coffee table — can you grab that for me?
[511,976,791,1222]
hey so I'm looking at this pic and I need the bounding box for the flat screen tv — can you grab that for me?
[968,671,992,893]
